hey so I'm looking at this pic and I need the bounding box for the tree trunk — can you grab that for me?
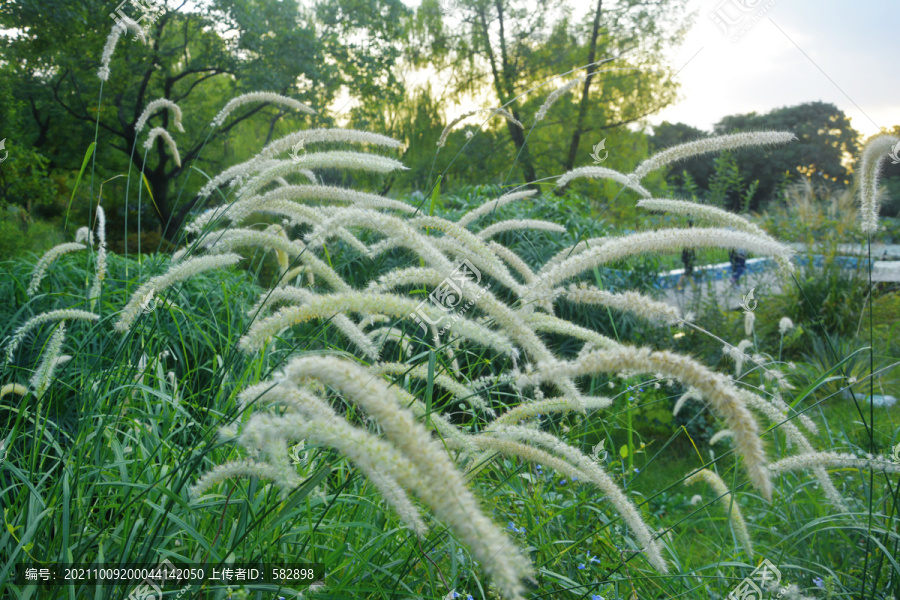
[564,0,603,172]
[479,2,537,186]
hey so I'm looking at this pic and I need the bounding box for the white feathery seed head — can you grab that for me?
[565,284,682,326]
[136,98,185,133]
[212,92,315,128]
[489,425,668,573]
[29,322,68,398]
[770,451,900,476]
[114,254,243,332]
[98,17,146,81]
[556,166,651,198]
[238,154,408,198]
[437,107,523,149]
[88,206,107,305]
[684,468,753,557]
[6,309,98,364]
[857,133,900,234]
[673,388,704,416]
[744,311,755,337]
[458,190,538,228]
[143,127,181,166]
[709,429,734,446]
[75,227,94,245]
[530,227,794,305]
[636,199,790,272]
[476,219,566,240]
[633,131,796,181]
[279,356,533,599]
[1,383,29,398]
[518,346,773,501]
[257,128,402,161]
[534,77,584,122]
[28,242,87,296]
[778,317,794,335]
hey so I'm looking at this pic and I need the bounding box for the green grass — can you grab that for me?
[2,150,899,600]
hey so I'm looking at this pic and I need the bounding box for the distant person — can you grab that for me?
[730,247,747,285]
[678,219,695,289]
[679,248,695,288]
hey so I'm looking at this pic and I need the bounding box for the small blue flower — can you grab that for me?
[508,521,516,531]
[559,479,567,485]
[634,468,641,474]
[592,596,605,600]
[578,563,585,569]
[572,476,578,482]
[467,596,473,600]
[813,577,825,588]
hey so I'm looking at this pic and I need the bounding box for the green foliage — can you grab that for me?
[0,146,57,211]
[1,6,898,600]
[707,151,760,212]
[0,213,65,262]
[652,102,861,209]
[715,101,859,204]
[786,250,869,337]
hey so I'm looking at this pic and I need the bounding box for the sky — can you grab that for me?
[642,0,898,138]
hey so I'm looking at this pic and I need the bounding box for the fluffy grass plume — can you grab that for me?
[211,92,316,128]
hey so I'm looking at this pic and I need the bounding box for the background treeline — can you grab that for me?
[1,0,898,260]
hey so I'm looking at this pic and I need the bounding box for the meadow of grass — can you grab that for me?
[1,30,899,600]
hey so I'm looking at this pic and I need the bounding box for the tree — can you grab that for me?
[714,101,860,206]
[0,0,411,238]
[649,121,715,192]
[415,0,690,185]
[650,103,861,211]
